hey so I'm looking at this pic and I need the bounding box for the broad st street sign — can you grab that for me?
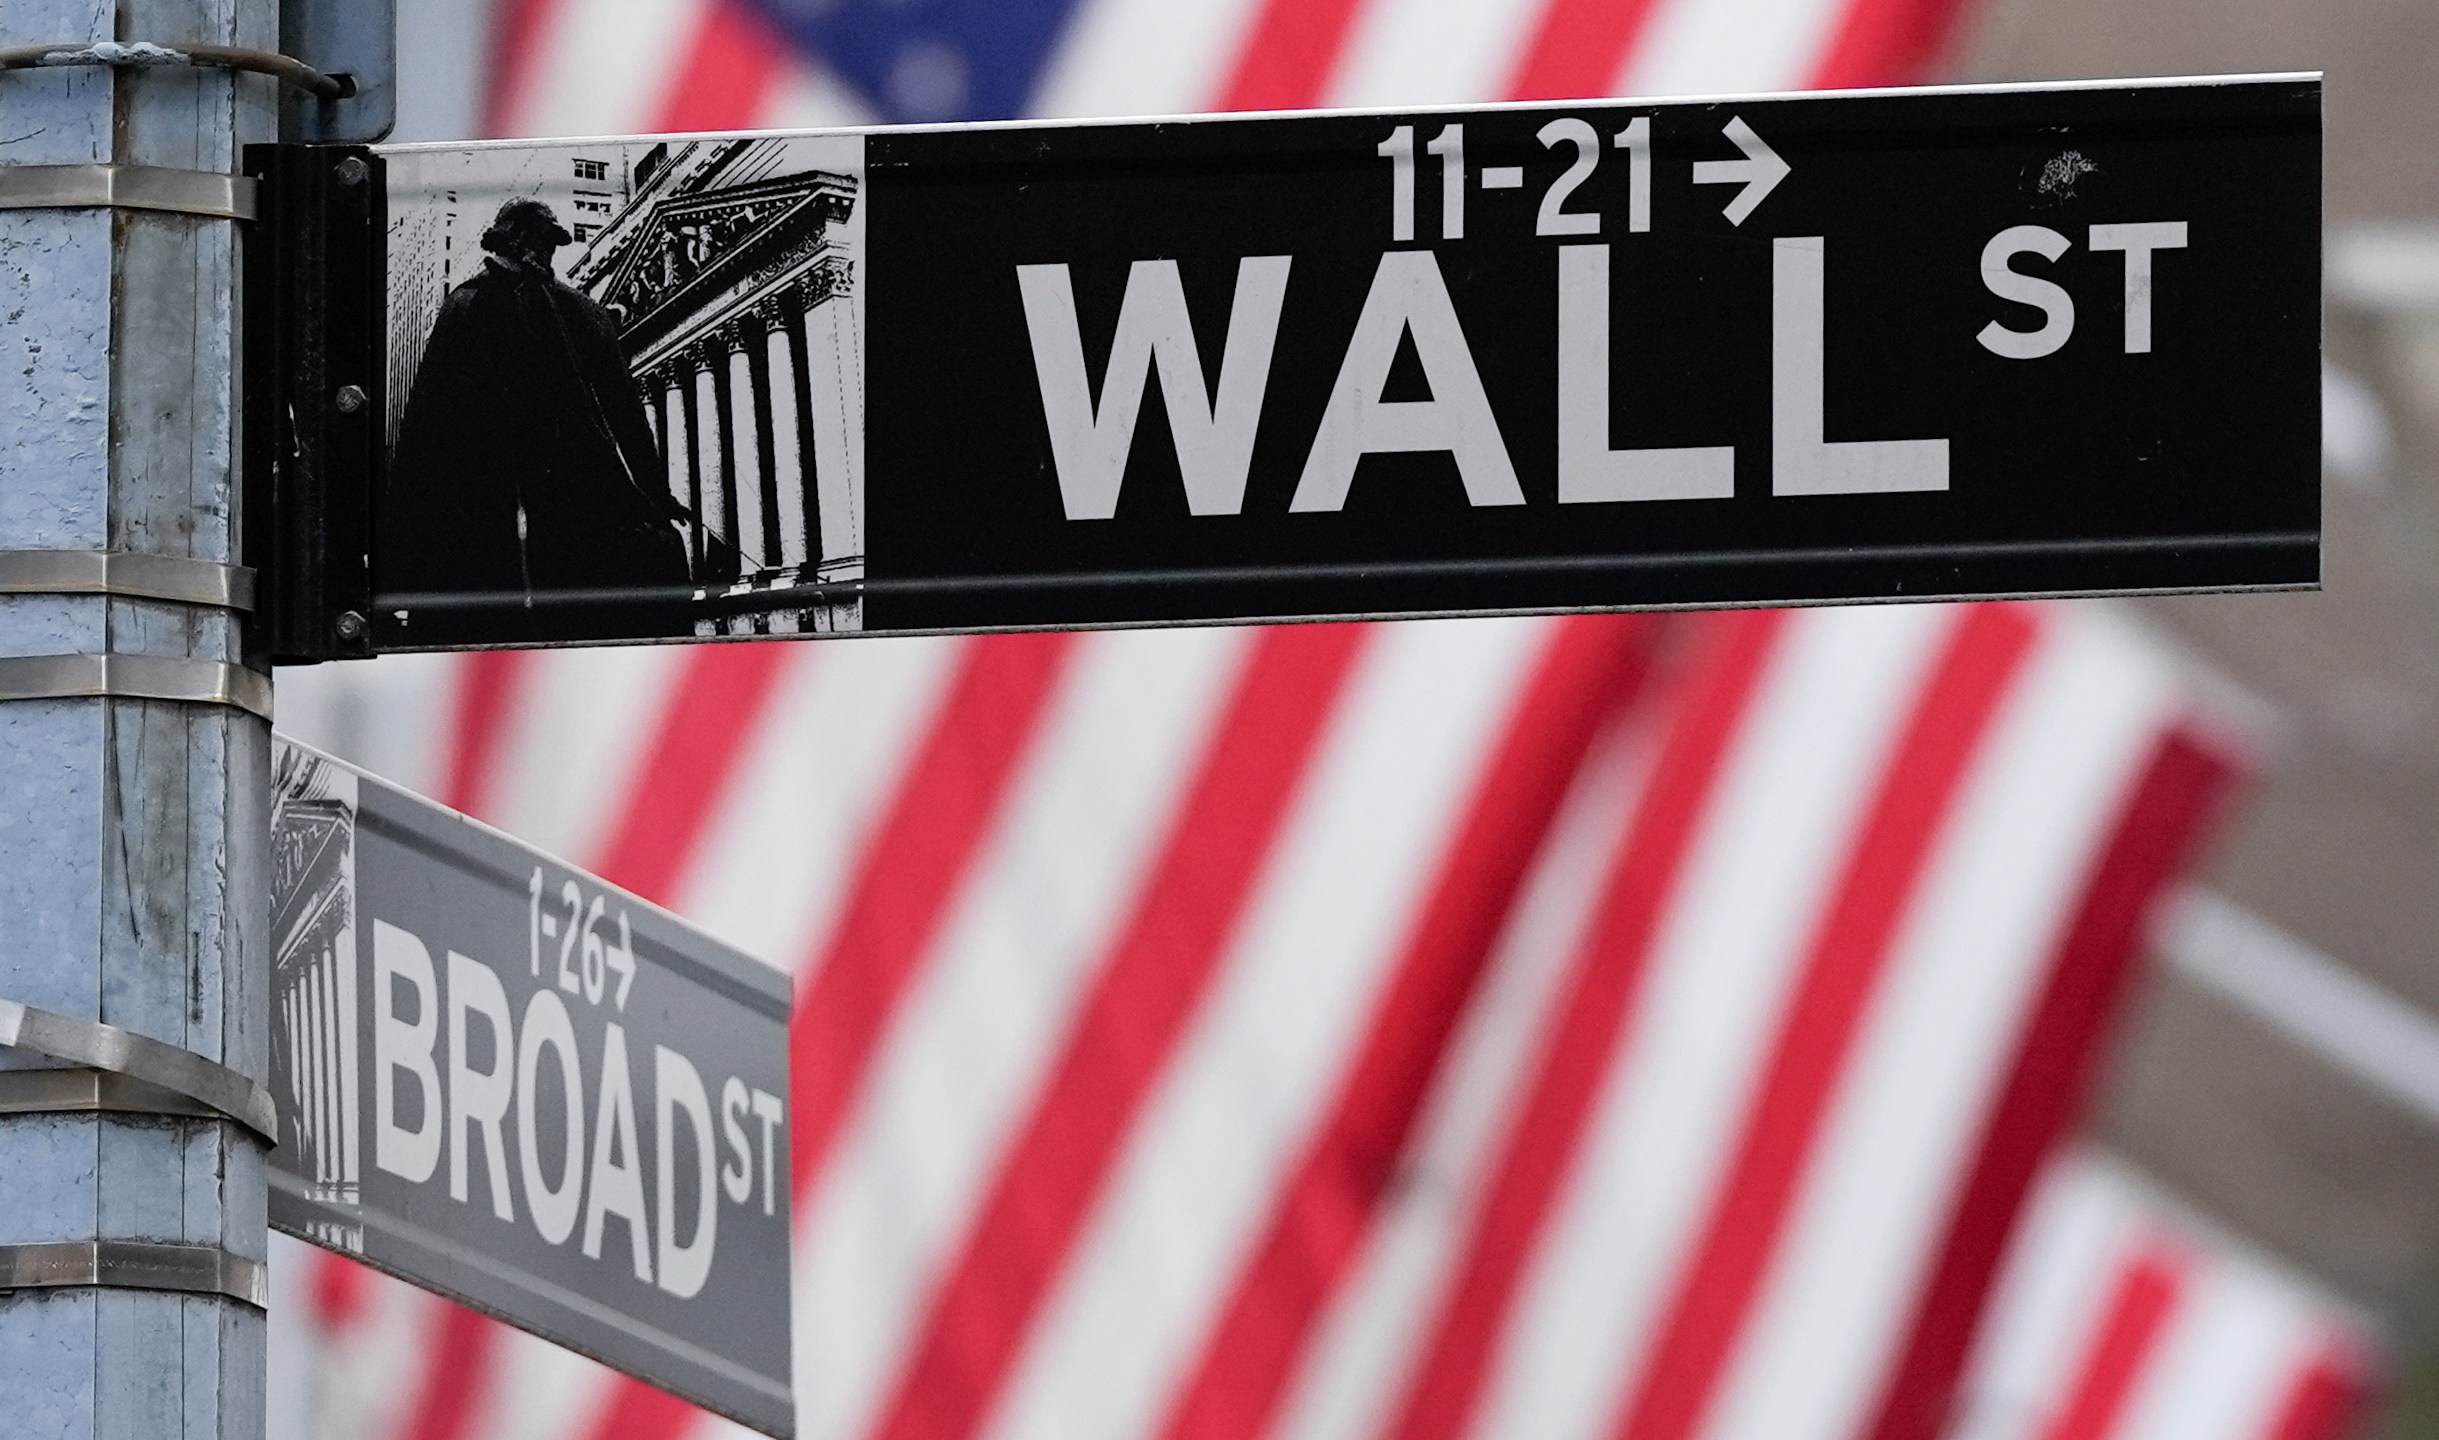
[247,73,2319,658]
[267,737,795,1435]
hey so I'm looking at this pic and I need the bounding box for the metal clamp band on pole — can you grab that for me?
[0,1241,267,1309]
[0,653,271,721]
[0,1067,229,1125]
[0,165,257,222]
[0,550,257,608]
[0,41,351,101]
[0,998,277,1141]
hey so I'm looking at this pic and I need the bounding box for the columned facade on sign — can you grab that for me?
[268,777,362,1251]
[572,138,863,634]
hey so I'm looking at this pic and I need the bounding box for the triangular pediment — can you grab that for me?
[589,168,855,343]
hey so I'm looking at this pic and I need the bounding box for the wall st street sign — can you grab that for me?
[267,738,795,1435]
[249,73,2319,657]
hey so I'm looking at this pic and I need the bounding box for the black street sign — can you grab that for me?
[267,737,795,1436]
[253,73,2319,658]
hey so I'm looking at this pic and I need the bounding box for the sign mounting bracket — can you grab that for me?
[245,143,385,665]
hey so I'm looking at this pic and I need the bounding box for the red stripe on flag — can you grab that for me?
[484,0,561,136]
[593,645,795,902]
[1807,0,1978,91]
[1505,0,1668,101]
[1159,614,1667,1440]
[586,1378,696,1440]
[2261,1341,2376,1440]
[1616,604,2039,1440]
[2037,1245,2187,1440]
[445,651,534,816]
[400,1305,504,1440]
[492,0,780,139]
[307,1246,373,1330]
[1860,723,2244,1440]
[1216,0,1371,110]
[652,0,791,135]
[1384,610,1788,1440]
[871,624,1372,1440]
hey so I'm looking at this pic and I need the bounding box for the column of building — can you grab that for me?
[726,299,805,579]
[691,348,730,576]
[627,255,853,602]
[770,288,818,569]
[645,360,704,578]
[696,293,832,581]
[726,327,767,573]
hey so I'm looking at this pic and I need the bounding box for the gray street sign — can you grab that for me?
[267,736,794,1436]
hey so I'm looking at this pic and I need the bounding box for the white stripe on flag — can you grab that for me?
[273,652,463,801]
[1027,0,1272,117]
[2116,1258,2314,1440]
[988,617,1553,1440]
[1477,604,1950,1440]
[1702,611,2178,1440]
[1959,1152,2374,1440]
[480,647,684,858]
[1619,0,1851,96]
[1952,1158,2138,1440]
[481,1328,624,1439]
[506,0,711,135]
[1275,709,1661,1440]
[267,1235,319,1440]
[1324,0,1544,108]
[324,1276,455,1440]
[758,57,882,131]
[793,627,1255,1440]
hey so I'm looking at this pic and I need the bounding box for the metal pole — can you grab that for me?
[0,0,275,1430]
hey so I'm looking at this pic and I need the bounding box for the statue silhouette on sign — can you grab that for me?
[385,199,693,630]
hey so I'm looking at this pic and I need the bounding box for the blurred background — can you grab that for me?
[266,1,2439,1438]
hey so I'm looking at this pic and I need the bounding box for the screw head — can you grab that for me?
[334,156,369,188]
[334,610,368,642]
[334,384,366,415]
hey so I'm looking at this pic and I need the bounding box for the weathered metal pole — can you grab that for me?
[0,0,276,1432]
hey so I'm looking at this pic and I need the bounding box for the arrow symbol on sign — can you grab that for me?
[1692,117,1788,226]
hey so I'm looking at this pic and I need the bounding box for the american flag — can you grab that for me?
[1953,1149,2376,1440]
[270,1,2374,1438]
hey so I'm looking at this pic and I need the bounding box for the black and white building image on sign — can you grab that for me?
[270,742,363,1253]
[381,134,865,643]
